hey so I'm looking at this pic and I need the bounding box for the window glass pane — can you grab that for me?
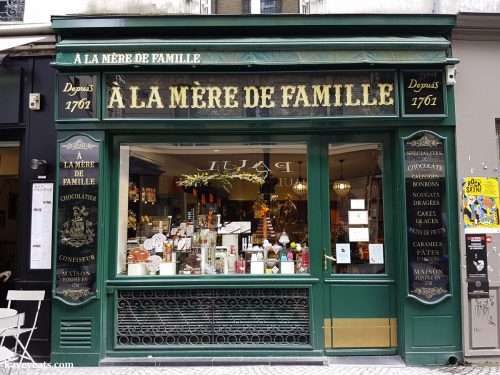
[261,0,281,13]
[118,143,309,276]
[329,144,384,274]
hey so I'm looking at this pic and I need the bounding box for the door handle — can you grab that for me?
[323,248,336,270]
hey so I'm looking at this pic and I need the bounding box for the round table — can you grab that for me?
[0,308,17,319]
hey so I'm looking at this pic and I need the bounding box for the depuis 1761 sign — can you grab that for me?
[56,135,99,304]
[57,75,98,120]
[402,71,445,116]
[404,131,449,304]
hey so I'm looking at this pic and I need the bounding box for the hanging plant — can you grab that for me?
[177,168,265,192]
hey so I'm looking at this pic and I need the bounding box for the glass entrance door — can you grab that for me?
[322,135,398,354]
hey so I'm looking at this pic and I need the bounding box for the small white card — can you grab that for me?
[349,227,369,242]
[351,199,365,210]
[369,244,384,264]
[336,243,351,264]
[348,210,369,225]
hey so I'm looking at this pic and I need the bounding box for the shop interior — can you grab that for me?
[117,142,383,276]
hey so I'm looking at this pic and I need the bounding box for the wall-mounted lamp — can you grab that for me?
[31,159,47,175]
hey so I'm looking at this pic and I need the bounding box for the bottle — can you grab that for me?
[302,245,309,272]
[228,245,236,274]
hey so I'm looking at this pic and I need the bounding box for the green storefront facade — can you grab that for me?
[50,15,462,366]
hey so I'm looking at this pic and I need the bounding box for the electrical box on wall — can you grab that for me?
[446,66,457,85]
[29,93,41,110]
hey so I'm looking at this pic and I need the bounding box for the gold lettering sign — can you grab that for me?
[104,72,397,119]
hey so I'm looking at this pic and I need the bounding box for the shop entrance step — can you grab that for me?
[99,356,327,367]
[328,356,405,367]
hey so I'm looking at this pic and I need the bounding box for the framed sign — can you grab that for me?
[404,131,450,304]
[57,74,99,121]
[55,135,99,304]
[30,183,53,270]
[401,70,446,117]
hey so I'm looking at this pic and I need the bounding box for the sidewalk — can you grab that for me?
[5,363,500,375]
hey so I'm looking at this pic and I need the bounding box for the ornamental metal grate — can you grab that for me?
[0,0,25,22]
[117,288,310,346]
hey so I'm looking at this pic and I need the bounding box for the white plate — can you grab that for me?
[152,233,167,244]
[143,238,155,250]
[146,255,162,272]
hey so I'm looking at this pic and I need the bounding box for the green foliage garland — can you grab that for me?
[177,169,265,192]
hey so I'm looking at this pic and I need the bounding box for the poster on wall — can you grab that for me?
[466,234,490,298]
[462,177,500,234]
[56,135,99,304]
[30,183,53,269]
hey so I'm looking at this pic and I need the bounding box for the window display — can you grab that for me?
[329,144,385,274]
[118,143,309,276]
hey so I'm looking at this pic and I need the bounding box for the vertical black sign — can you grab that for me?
[57,75,98,120]
[466,234,489,298]
[405,132,449,303]
[56,135,99,304]
[402,71,445,116]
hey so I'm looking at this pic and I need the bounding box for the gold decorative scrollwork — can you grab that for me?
[58,288,93,301]
[412,287,447,300]
[61,138,98,151]
[407,135,442,148]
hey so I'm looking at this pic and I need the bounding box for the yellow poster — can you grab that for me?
[463,177,500,233]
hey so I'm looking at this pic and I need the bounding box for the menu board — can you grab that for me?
[404,132,449,303]
[56,135,99,304]
[30,183,53,270]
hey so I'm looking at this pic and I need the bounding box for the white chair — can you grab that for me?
[0,312,25,374]
[0,290,45,365]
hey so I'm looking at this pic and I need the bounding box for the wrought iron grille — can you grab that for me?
[0,0,25,22]
[117,288,310,346]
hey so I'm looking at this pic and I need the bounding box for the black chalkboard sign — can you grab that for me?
[402,71,445,116]
[57,75,98,120]
[56,135,99,304]
[404,132,449,303]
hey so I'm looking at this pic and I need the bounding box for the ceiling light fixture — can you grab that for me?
[332,159,351,198]
[292,160,308,198]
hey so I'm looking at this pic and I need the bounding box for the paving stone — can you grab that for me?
[5,364,500,375]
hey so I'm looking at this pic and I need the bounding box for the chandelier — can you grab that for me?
[332,159,351,198]
[292,160,308,198]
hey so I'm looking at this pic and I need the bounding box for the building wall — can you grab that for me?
[18,0,500,21]
[215,0,243,14]
[453,25,500,359]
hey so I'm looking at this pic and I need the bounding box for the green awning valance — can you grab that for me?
[53,36,452,68]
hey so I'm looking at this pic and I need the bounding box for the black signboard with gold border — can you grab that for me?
[401,70,446,117]
[56,74,99,121]
[404,131,450,304]
[55,134,99,305]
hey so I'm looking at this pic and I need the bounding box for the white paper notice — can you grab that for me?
[351,199,365,210]
[369,244,384,264]
[349,227,369,242]
[348,210,369,225]
[336,243,351,264]
[30,183,53,269]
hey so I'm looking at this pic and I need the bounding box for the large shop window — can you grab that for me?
[329,143,385,274]
[118,143,309,277]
